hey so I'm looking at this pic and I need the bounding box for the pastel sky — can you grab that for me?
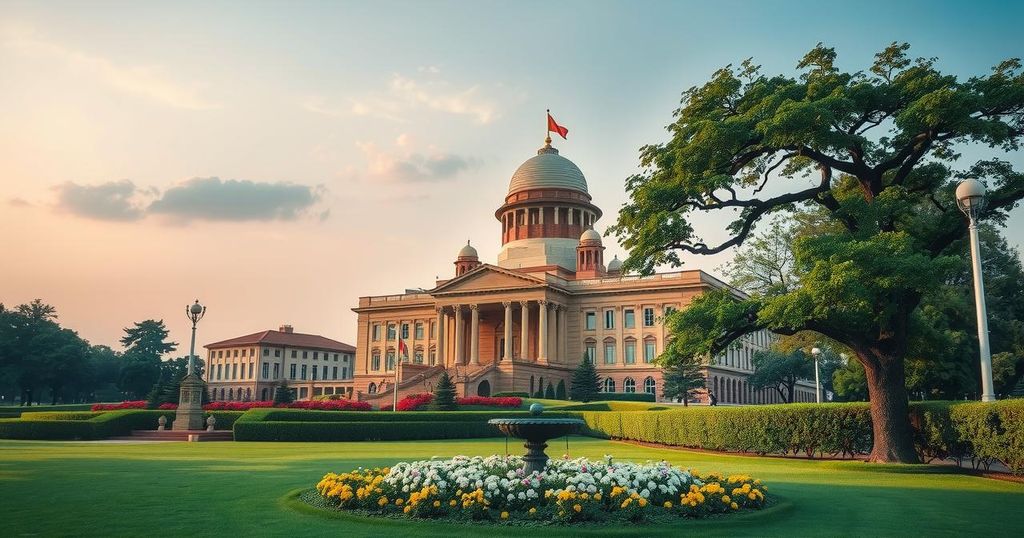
[2,0,1022,352]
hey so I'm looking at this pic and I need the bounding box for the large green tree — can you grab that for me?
[570,355,601,402]
[613,43,1024,462]
[118,320,177,399]
[748,349,814,403]
[661,357,706,405]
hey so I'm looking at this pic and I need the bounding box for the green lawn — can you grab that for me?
[1,437,1022,537]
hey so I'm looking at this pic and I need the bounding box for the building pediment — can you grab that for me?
[430,264,548,296]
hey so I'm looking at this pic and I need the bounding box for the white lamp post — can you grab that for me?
[811,347,822,404]
[173,300,207,431]
[956,178,996,402]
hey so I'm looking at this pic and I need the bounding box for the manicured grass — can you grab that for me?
[1,437,1022,536]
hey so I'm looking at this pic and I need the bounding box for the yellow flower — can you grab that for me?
[573,504,582,513]
[663,501,673,509]
[395,498,404,506]
[594,493,602,501]
[529,507,537,515]
[501,511,509,520]
[449,500,457,507]
[638,498,648,507]
[722,495,731,504]
[731,502,739,510]
[748,493,757,500]
[433,500,441,508]
[580,492,589,500]
[403,505,411,514]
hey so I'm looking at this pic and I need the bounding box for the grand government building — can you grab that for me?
[204,136,817,405]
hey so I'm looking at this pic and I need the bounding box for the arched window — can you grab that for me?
[228,388,234,400]
[623,377,636,393]
[219,388,225,400]
[643,376,656,395]
[602,378,616,393]
[713,376,719,398]
[371,351,381,371]
[367,382,377,394]
[530,375,535,395]
[261,388,268,401]
[245,388,251,400]
[603,338,616,365]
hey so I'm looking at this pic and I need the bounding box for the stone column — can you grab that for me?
[519,300,530,360]
[558,305,568,363]
[453,305,464,366]
[435,307,445,367]
[538,300,548,363]
[547,303,558,361]
[470,304,480,365]
[503,301,513,361]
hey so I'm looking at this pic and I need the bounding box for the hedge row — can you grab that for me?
[0,410,244,440]
[233,420,499,441]
[911,400,1024,473]
[595,392,657,403]
[237,409,575,423]
[554,402,669,412]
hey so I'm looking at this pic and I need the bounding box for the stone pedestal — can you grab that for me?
[172,374,206,431]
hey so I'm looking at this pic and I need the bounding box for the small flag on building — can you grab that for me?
[398,338,409,362]
[547,110,568,139]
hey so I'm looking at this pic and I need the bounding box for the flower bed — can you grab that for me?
[314,455,767,524]
[388,393,523,412]
[94,400,373,412]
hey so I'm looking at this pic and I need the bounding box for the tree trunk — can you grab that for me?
[863,355,920,463]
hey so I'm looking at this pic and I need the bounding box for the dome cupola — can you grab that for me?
[575,228,606,279]
[607,254,623,275]
[454,240,481,276]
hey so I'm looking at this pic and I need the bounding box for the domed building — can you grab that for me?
[348,136,817,406]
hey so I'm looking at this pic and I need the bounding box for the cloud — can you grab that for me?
[304,72,501,124]
[52,178,325,223]
[7,197,31,208]
[2,24,218,110]
[55,180,147,221]
[356,136,479,183]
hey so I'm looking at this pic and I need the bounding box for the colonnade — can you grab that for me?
[435,299,568,366]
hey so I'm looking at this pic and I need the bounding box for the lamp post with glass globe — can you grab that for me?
[811,347,822,404]
[173,300,207,431]
[956,179,996,402]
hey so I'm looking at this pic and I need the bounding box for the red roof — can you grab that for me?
[204,330,355,353]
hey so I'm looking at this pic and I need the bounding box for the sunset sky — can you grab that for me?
[2,0,1022,353]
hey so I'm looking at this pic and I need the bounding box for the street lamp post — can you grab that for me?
[173,300,207,431]
[811,347,822,404]
[956,179,996,402]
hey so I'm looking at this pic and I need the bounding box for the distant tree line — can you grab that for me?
[0,300,199,406]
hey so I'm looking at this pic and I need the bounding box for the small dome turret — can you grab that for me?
[580,228,602,245]
[607,255,623,275]
[458,241,479,259]
[454,240,481,277]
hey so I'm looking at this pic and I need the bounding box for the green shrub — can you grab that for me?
[595,392,657,403]
[0,409,243,440]
[236,409,573,424]
[19,412,100,421]
[553,401,668,412]
[948,400,1024,473]
[493,392,529,398]
[0,418,96,440]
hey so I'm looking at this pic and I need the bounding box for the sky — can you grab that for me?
[1,0,1022,353]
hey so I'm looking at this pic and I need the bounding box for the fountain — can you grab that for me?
[488,403,585,474]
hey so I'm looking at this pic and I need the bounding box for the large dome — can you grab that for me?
[507,143,588,196]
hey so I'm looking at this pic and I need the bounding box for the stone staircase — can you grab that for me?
[109,430,234,442]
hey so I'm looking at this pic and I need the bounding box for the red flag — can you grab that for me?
[398,338,408,360]
[547,111,568,139]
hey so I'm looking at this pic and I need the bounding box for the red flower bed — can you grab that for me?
[203,401,274,411]
[283,400,372,411]
[457,396,522,408]
[91,400,147,411]
[390,393,523,411]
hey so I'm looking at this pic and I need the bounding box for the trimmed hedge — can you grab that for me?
[594,392,657,403]
[234,420,499,442]
[911,400,1024,473]
[493,392,530,398]
[236,409,574,423]
[554,401,669,412]
[0,410,244,440]
[0,404,95,419]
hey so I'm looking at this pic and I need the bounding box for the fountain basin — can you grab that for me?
[488,417,584,474]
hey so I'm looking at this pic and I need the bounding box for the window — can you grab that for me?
[291,350,297,358]
[665,306,677,316]
[585,311,597,330]
[415,322,424,339]
[216,364,222,380]
[624,309,635,329]
[333,353,339,361]
[414,350,424,364]
[602,378,616,392]
[263,348,270,356]
[643,308,655,327]
[302,351,308,359]
[232,363,238,379]
[644,376,656,395]
[218,350,223,358]
[386,352,396,371]
[371,352,381,371]
[233,349,238,357]
[368,382,377,394]
[312,366,318,381]
[262,362,269,379]
[372,324,381,341]
[644,340,656,363]
[585,342,596,364]
[313,352,319,360]
[242,349,247,358]
[625,340,636,364]
[273,363,280,379]
[387,324,396,340]
[248,362,254,379]
[430,321,436,338]
[429,349,437,366]
[624,377,636,393]
[300,365,307,380]
[274,349,281,357]
[322,365,327,379]
[604,310,615,330]
[401,323,410,339]
[289,364,296,380]
[332,366,338,380]
[604,341,616,365]
[342,367,348,378]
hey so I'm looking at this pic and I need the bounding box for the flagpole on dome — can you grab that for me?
[546,108,552,146]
